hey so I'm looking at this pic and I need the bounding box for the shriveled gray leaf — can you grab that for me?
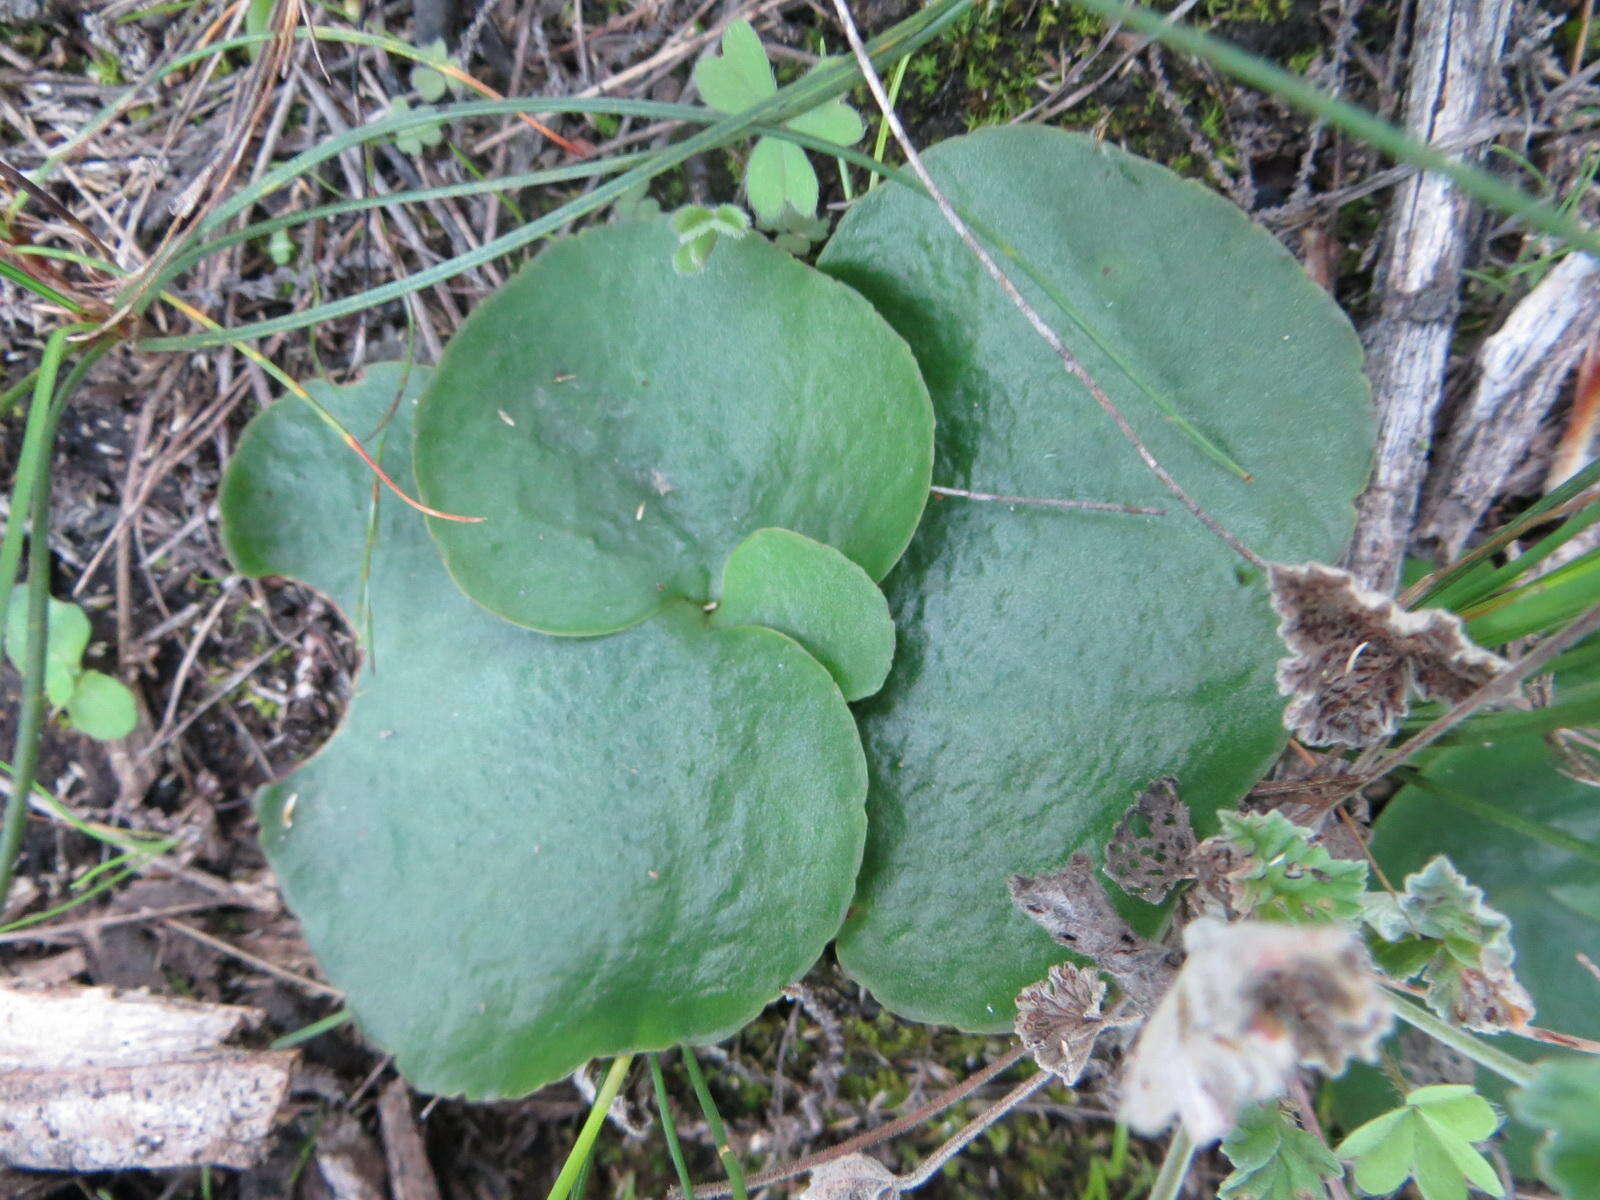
[1009,854,1174,1009]
[1268,562,1505,748]
[800,1153,899,1200]
[1015,963,1130,1082]
[1104,776,1198,905]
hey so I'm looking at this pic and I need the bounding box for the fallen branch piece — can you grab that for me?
[0,983,294,1170]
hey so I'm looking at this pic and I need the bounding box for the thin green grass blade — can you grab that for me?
[1466,548,1600,645]
[649,1053,697,1200]
[0,260,83,313]
[1391,766,1600,870]
[1413,679,1600,743]
[270,1009,353,1049]
[1067,0,1600,259]
[1434,499,1600,615]
[681,1048,748,1200]
[1419,456,1600,609]
[133,0,975,350]
[547,1054,634,1200]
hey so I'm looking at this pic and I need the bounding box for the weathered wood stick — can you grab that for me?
[1341,0,1514,592]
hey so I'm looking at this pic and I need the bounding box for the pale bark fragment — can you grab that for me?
[378,1078,443,1200]
[0,984,293,1171]
[1342,0,1514,592]
[1416,252,1600,559]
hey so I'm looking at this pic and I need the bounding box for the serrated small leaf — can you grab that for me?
[672,235,713,275]
[1362,856,1533,1032]
[66,670,138,741]
[1511,1057,1600,1198]
[1220,1103,1342,1200]
[1204,810,1367,923]
[692,19,775,113]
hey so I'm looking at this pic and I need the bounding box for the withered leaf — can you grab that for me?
[1119,918,1391,1144]
[1267,562,1506,748]
[1104,776,1198,905]
[800,1153,899,1200]
[1009,854,1175,1010]
[1015,963,1131,1083]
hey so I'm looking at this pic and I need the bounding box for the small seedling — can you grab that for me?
[692,21,864,227]
[4,593,137,741]
[389,97,443,156]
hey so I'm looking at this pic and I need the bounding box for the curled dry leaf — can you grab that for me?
[800,1153,900,1200]
[1267,562,1506,748]
[1009,853,1175,1009]
[1015,963,1131,1083]
[1104,776,1198,905]
[1119,918,1391,1145]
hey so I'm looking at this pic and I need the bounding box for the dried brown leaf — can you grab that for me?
[1104,776,1197,904]
[1015,963,1129,1082]
[1268,562,1506,748]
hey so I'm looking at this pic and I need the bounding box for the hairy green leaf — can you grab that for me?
[1210,810,1368,923]
[1511,1057,1600,1198]
[1220,1102,1342,1200]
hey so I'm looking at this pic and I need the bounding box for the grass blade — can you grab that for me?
[681,1047,748,1200]
[649,1053,697,1200]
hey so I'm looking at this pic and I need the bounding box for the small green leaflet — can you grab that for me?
[1211,810,1368,923]
[1220,1102,1342,1200]
[1361,855,1534,1032]
[1334,1085,1504,1200]
[1511,1057,1600,1198]
[3,592,137,741]
[669,203,751,274]
[691,20,863,224]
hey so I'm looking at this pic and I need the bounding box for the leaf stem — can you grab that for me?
[546,1054,635,1200]
[1146,1126,1195,1200]
[895,1069,1052,1191]
[1387,993,1535,1088]
[649,1053,697,1200]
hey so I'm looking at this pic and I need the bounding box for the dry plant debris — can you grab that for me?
[1267,561,1507,748]
[1013,962,1132,1084]
[1103,775,1197,906]
[1117,918,1391,1145]
[0,982,293,1170]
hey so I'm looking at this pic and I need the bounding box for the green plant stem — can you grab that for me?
[681,1048,748,1200]
[1388,992,1536,1088]
[0,358,64,912]
[1068,0,1600,260]
[546,1054,634,1200]
[649,1054,697,1200]
[1146,1126,1195,1200]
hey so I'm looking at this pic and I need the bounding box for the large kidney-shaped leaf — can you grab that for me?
[413,218,933,636]
[816,126,1373,1029]
[222,364,869,1098]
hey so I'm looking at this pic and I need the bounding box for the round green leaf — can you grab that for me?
[691,20,775,114]
[1372,737,1600,1041]
[65,669,137,741]
[711,527,894,702]
[816,126,1373,1029]
[6,592,91,707]
[222,365,869,1098]
[413,218,933,636]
